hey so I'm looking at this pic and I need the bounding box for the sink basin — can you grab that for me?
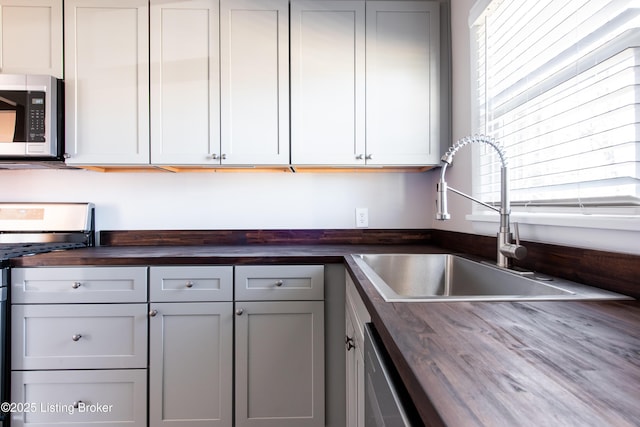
[352,254,633,302]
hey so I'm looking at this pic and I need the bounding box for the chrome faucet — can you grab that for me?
[435,135,527,268]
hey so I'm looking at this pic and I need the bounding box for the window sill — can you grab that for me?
[467,212,640,255]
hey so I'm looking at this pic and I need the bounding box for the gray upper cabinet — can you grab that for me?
[290,0,366,166]
[291,0,442,167]
[64,0,150,165]
[61,0,445,168]
[220,0,290,166]
[150,0,221,166]
[365,1,441,165]
[0,0,63,78]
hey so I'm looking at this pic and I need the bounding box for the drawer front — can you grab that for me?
[235,265,324,301]
[12,304,148,370]
[11,267,148,303]
[150,266,233,302]
[10,369,147,427]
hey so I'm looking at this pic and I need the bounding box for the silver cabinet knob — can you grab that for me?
[365,154,373,160]
[221,154,227,160]
[211,153,219,160]
[274,280,284,287]
[72,282,82,289]
[236,308,244,316]
[185,281,194,288]
[149,309,158,317]
[72,334,82,342]
[355,154,364,160]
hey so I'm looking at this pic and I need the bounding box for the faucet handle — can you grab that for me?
[500,223,527,260]
[500,242,527,260]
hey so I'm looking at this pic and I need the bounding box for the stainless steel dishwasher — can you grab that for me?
[364,323,421,427]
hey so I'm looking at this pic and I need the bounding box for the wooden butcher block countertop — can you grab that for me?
[12,244,640,427]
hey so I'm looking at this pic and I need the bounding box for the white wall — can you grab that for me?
[0,169,433,232]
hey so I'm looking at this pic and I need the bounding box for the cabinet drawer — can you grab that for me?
[235,265,324,301]
[11,267,148,303]
[150,266,233,302]
[12,304,148,370]
[10,369,147,427]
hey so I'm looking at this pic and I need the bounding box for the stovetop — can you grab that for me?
[0,202,95,268]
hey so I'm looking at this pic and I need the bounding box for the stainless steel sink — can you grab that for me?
[352,254,633,302]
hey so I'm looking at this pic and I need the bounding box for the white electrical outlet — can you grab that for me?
[355,208,369,228]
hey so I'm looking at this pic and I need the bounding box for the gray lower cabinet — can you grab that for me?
[149,265,234,427]
[235,265,325,427]
[149,302,234,426]
[10,267,149,427]
[10,264,326,427]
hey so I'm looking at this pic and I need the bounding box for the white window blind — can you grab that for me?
[470,0,640,209]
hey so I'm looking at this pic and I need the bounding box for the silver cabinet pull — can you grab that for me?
[274,280,284,287]
[149,310,158,317]
[72,334,82,342]
[72,282,82,289]
[185,281,194,288]
[236,308,244,316]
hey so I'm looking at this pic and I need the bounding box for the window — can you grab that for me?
[470,0,640,212]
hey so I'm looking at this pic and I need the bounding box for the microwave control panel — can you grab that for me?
[27,92,46,142]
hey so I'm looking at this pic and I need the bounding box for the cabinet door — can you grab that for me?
[64,0,149,165]
[149,302,233,427]
[345,306,358,427]
[150,0,220,165]
[12,303,148,370]
[345,276,369,427]
[365,1,440,165]
[220,0,289,165]
[290,0,365,165]
[0,0,63,77]
[11,369,147,427]
[235,301,324,427]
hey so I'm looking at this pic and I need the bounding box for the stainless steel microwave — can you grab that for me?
[0,74,62,159]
